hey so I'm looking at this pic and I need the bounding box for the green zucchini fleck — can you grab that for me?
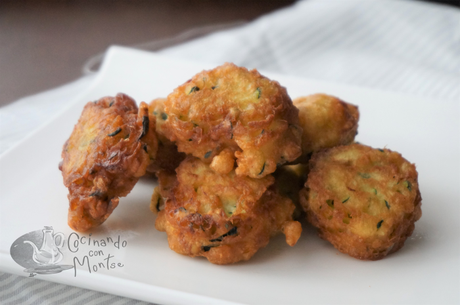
[230,121,233,139]
[89,190,104,197]
[161,113,168,120]
[156,197,161,212]
[256,87,261,99]
[209,227,238,242]
[342,197,350,203]
[385,200,390,209]
[359,173,371,179]
[189,86,199,94]
[373,188,377,195]
[204,151,212,159]
[108,127,122,137]
[404,180,412,191]
[326,199,334,208]
[202,245,217,252]
[138,116,149,140]
[377,220,384,229]
[258,162,266,175]
[378,149,384,152]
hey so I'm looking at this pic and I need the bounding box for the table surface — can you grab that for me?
[0,0,296,107]
[1,0,457,108]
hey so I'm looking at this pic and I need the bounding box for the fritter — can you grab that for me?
[146,98,185,174]
[150,169,177,215]
[300,143,422,260]
[162,63,302,178]
[60,93,158,232]
[294,94,359,162]
[273,164,310,220]
[155,156,302,264]
[209,148,235,174]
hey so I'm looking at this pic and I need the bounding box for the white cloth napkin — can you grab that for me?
[1,0,459,304]
[160,0,460,101]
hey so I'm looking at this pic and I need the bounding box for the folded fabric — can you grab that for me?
[160,0,460,101]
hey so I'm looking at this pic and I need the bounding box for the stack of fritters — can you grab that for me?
[274,93,361,220]
[60,64,422,263]
[292,94,421,260]
[150,63,303,264]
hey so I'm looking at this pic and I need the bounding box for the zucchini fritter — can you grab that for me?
[60,93,157,232]
[300,144,422,260]
[162,63,302,178]
[273,164,310,220]
[294,94,359,161]
[146,98,185,174]
[150,169,177,215]
[155,156,301,264]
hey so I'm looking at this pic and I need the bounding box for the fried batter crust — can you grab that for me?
[162,63,302,178]
[273,164,310,220]
[300,144,422,260]
[146,98,185,174]
[155,157,301,264]
[61,93,157,232]
[210,148,235,174]
[294,94,359,161]
[150,169,177,215]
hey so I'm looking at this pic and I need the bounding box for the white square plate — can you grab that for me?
[1,46,459,304]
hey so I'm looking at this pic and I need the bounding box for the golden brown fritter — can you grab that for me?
[162,63,302,178]
[155,156,301,264]
[273,164,310,220]
[60,93,158,232]
[146,98,186,174]
[150,169,177,215]
[147,98,169,143]
[209,148,235,174]
[300,143,422,260]
[294,94,359,161]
